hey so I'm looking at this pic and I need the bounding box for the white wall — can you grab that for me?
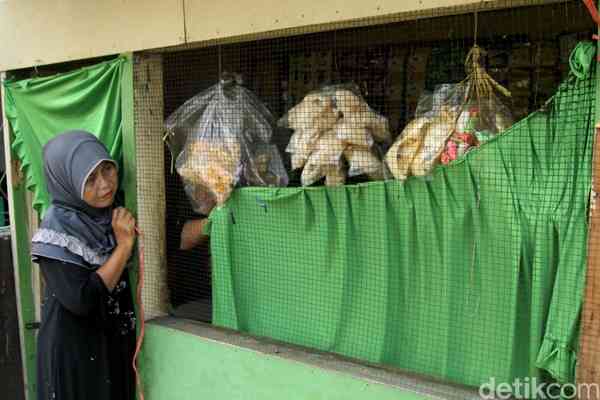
[0,0,524,71]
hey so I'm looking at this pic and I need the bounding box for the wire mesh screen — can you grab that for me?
[158,0,597,393]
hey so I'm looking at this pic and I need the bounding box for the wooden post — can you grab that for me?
[579,122,600,400]
[577,9,600,389]
[25,190,41,324]
[131,52,169,320]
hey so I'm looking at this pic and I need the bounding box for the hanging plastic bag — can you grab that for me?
[343,146,386,179]
[300,129,346,186]
[165,74,289,214]
[280,84,390,186]
[385,111,457,179]
[441,46,513,163]
[386,45,513,180]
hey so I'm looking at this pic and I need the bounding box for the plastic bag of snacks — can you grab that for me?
[279,84,391,186]
[386,46,513,180]
[165,74,288,214]
[385,111,456,180]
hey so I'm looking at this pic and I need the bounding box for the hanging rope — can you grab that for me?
[333,30,339,80]
[462,7,512,104]
[474,10,479,46]
[132,227,146,400]
[463,46,511,101]
[218,45,223,79]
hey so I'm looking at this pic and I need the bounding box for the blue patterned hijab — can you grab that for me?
[31,131,118,269]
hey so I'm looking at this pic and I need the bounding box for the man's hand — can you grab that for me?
[180,219,209,250]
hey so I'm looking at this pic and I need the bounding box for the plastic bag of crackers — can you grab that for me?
[279,84,391,186]
[386,46,513,180]
[165,73,288,214]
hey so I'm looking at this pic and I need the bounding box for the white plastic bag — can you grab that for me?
[165,75,289,214]
[280,84,391,186]
[386,46,514,180]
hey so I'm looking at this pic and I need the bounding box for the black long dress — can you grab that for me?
[36,258,136,400]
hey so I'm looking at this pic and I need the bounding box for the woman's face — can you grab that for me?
[82,161,118,208]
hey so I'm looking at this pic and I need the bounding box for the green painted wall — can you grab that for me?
[10,180,36,399]
[3,131,37,399]
[140,323,436,400]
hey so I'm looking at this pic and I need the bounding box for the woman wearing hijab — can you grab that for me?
[31,130,136,400]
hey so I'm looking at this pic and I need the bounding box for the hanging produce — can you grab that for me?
[279,85,391,186]
[165,74,289,214]
[386,45,514,180]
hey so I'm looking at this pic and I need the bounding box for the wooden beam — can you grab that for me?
[577,15,600,395]
[578,123,600,399]
[25,190,41,324]
[132,53,169,319]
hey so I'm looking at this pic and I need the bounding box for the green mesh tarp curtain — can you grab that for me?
[209,43,596,387]
[3,56,127,215]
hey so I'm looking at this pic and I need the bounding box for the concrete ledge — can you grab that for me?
[141,317,478,400]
